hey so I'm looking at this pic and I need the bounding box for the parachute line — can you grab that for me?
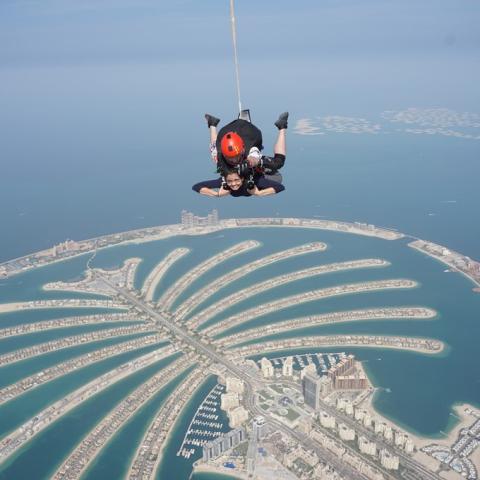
[230,0,242,113]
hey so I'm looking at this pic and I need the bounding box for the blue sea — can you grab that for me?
[0,224,479,479]
[0,51,479,480]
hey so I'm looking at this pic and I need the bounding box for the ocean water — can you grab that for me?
[0,353,182,479]
[1,129,480,264]
[0,225,479,479]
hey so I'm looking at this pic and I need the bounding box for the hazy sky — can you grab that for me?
[0,0,479,261]
[1,0,479,65]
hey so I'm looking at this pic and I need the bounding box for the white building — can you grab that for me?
[282,356,294,376]
[380,449,399,470]
[374,421,385,434]
[354,408,366,421]
[319,376,333,397]
[319,411,336,429]
[404,438,415,453]
[260,357,274,378]
[338,423,355,441]
[226,376,244,394]
[336,397,348,411]
[358,436,377,456]
[228,406,249,428]
[344,400,354,416]
[394,432,406,447]
[252,416,268,441]
[220,392,239,411]
[363,413,373,428]
[383,426,393,441]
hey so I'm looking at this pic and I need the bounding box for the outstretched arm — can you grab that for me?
[248,185,277,196]
[248,176,285,196]
[192,178,230,197]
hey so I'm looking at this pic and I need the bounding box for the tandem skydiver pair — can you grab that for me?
[192,111,288,198]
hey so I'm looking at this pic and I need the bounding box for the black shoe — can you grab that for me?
[274,112,289,130]
[205,114,220,128]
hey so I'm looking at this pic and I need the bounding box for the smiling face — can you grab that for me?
[225,172,243,191]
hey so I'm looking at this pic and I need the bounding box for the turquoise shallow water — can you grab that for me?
[155,375,230,480]
[82,366,194,480]
[0,225,478,479]
[0,352,182,479]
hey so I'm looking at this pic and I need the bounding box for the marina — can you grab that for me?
[0,222,478,479]
[177,384,228,460]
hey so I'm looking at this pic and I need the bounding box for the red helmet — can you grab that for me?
[220,131,245,164]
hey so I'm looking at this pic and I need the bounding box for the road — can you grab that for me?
[280,380,442,480]
[100,275,440,480]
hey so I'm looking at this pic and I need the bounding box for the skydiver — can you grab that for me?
[205,111,288,184]
[192,168,285,198]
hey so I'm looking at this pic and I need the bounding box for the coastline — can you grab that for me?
[129,373,212,479]
[359,392,480,474]
[2,218,479,293]
[0,300,126,314]
[409,239,480,289]
[230,335,446,358]
[0,217,404,280]
[192,463,247,480]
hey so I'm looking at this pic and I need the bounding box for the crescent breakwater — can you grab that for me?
[409,239,480,289]
[0,215,474,480]
[1,216,477,289]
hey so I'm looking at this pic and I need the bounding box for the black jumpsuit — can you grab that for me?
[215,119,286,177]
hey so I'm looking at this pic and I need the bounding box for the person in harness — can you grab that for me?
[192,168,285,197]
[205,111,288,185]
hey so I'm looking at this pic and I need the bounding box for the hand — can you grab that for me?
[248,185,260,196]
[247,155,260,168]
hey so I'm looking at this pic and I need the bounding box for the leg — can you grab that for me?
[209,125,218,145]
[255,175,285,194]
[205,114,220,162]
[274,111,288,155]
[274,128,286,156]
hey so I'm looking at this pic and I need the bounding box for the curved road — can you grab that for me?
[100,273,441,480]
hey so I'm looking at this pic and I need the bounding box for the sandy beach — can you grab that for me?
[358,393,480,477]
[0,300,125,314]
[192,463,247,479]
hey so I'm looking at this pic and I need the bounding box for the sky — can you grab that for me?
[0,0,479,262]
